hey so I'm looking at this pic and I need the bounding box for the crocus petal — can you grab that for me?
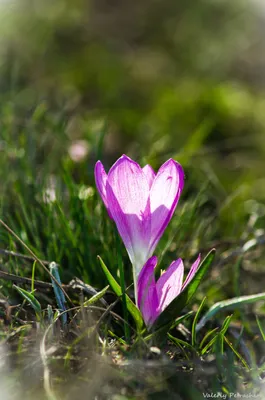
[149,159,185,253]
[142,164,156,189]
[182,254,201,291]
[156,258,184,312]
[106,155,151,275]
[94,161,112,217]
[137,256,159,326]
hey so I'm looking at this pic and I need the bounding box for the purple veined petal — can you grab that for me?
[94,160,113,218]
[137,256,159,326]
[106,155,150,218]
[106,155,151,275]
[182,254,201,291]
[149,159,185,254]
[142,164,156,189]
[156,258,184,312]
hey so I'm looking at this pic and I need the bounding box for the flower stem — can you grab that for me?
[133,264,138,307]
[116,234,130,343]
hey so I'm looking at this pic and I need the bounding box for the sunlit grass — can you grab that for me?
[0,115,265,399]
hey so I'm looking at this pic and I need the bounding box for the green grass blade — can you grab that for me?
[199,327,219,350]
[196,292,265,332]
[216,314,233,355]
[191,296,206,347]
[256,316,265,341]
[167,333,195,353]
[171,311,194,329]
[224,336,249,369]
[220,314,233,336]
[116,235,130,342]
[83,285,109,306]
[98,256,143,331]
[31,260,37,293]
[14,285,41,315]
[154,249,215,329]
[201,335,218,355]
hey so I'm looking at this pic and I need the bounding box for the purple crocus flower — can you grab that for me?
[94,155,184,292]
[137,254,201,326]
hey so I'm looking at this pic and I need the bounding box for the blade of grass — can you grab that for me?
[199,327,219,350]
[31,260,37,293]
[98,256,143,331]
[217,314,234,355]
[0,219,72,305]
[201,335,218,355]
[191,296,206,347]
[83,285,109,306]
[167,333,195,353]
[14,285,41,316]
[196,292,265,332]
[224,336,249,369]
[116,234,130,342]
[170,311,195,330]
[256,316,265,341]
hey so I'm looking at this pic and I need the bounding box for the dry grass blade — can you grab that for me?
[40,325,59,400]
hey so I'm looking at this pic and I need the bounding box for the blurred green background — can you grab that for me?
[0,0,264,184]
[1,0,265,296]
